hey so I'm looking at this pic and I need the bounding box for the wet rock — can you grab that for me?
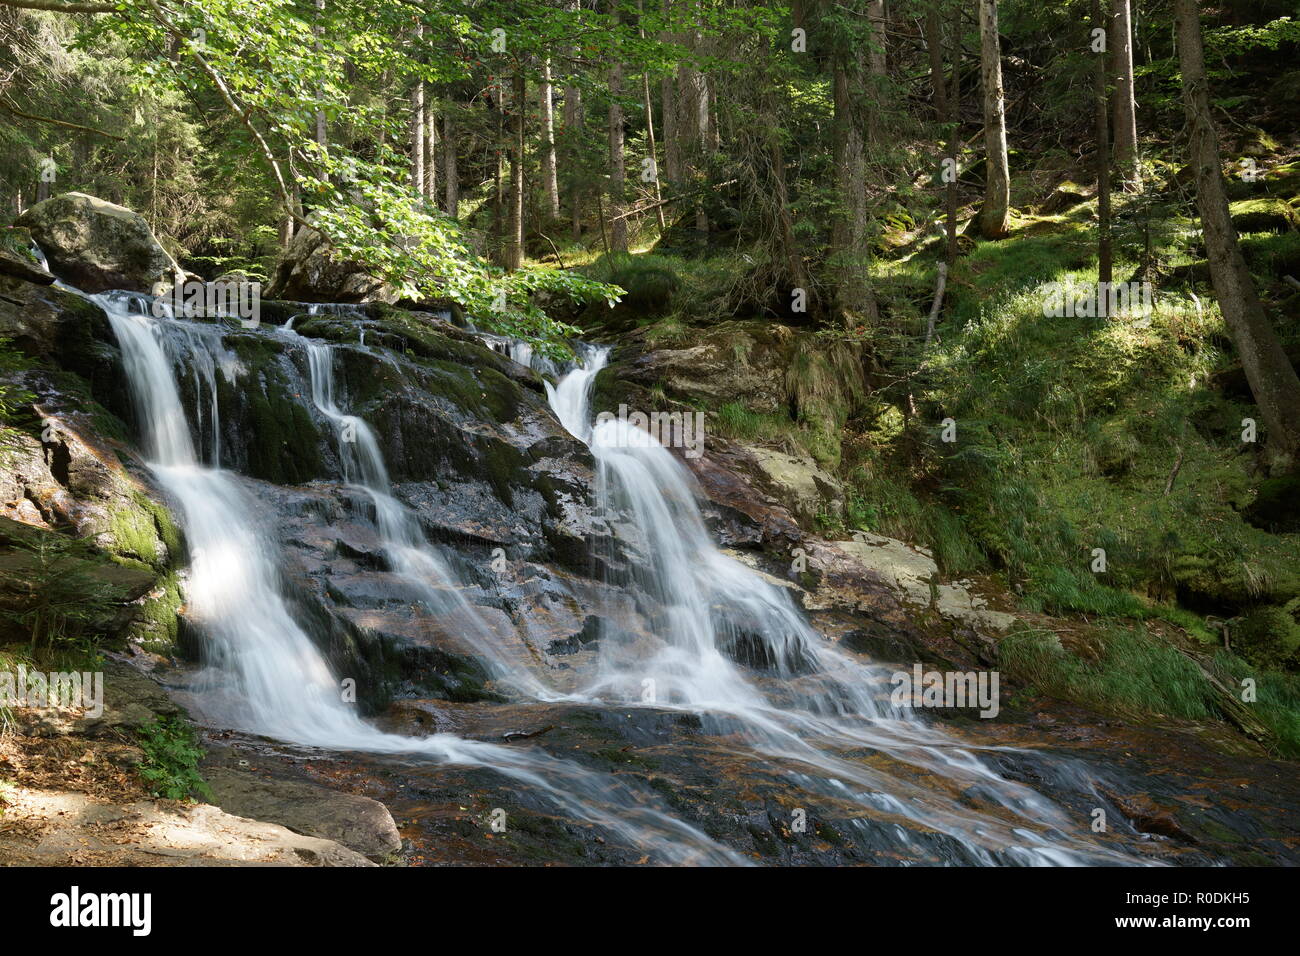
[0,228,54,284]
[16,193,183,294]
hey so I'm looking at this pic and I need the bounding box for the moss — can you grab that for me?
[239,372,323,484]
[784,336,868,470]
[1234,605,1300,670]
[125,570,185,653]
[106,489,180,570]
[1229,197,1299,234]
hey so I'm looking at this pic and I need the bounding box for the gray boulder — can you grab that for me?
[16,192,182,293]
[267,221,398,303]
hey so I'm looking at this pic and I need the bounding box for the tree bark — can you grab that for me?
[661,0,679,185]
[1175,0,1300,468]
[540,58,561,220]
[637,0,666,232]
[1110,0,1140,191]
[1093,0,1112,286]
[831,24,879,326]
[443,113,459,218]
[608,8,629,253]
[977,0,1010,240]
[410,70,424,195]
[867,0,886,141]
[423,100,437,201]
[505,72,525,271]
[924,3,959,268]
[314,0,327,151]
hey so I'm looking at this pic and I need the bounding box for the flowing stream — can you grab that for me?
[91,283,1151,865]
[539,346,1145,865]
[97,290,744,864]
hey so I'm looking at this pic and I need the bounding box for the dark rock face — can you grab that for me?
[16,193,183,294]
[0,228,54,285]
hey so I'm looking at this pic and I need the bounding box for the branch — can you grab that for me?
[0,95,125,140]
[143,0,308,230]
[0,0,119,12]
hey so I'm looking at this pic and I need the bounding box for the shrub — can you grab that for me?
[137,716,212,801]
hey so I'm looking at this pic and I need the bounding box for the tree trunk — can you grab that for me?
[609,16,629,253]
[924,4,959,267]
[1175,0,1300,468]
[867,0,886,141]
[1093,0,1112,286]
[1110,0,1140,191]
[564,0,584,238]
[410,70,424,195]
[540,58,561,220]
[505,73,525,271]
[638,0,666,233]
[831,45,879,325]
[443,113,459,218]
[977,0,1010,240]
[314,0,327,151]
[661,0,680,185]
[423,100,437,201]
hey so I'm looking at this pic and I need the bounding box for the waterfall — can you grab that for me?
[543,345,1147,866]
[97,290,745,865]
[290,333,550,696]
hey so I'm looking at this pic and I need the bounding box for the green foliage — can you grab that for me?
[136,715,211,802]
[583,252,678,315]
[0,525,124,658]
[1234,604,1300,670]
[1213,652,1300,757]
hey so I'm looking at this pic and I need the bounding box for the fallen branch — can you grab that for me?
[923,261,948,349]
[501,725,555,742]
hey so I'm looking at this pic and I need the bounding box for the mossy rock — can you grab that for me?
[1233,605,1300,670]
[16,192,181,294]
[108,489,182,569]
[1229,198,1298,234]
[0,516,159,649]
[124,570,185,653]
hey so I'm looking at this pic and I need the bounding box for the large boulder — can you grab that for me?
[16,192,183,294]
[267,222,398,303]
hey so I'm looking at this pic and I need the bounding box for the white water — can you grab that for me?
[95,278,1147,865]
[98,290,744,864]
[543,345,1144,865]
[290,332,550,696]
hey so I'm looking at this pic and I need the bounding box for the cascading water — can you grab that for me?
[288,330,550,696]
[96,290,746,864]
[543,345,1148,865]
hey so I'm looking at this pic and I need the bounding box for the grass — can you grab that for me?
[998,623,1300,757]
[999,624,1218,722]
